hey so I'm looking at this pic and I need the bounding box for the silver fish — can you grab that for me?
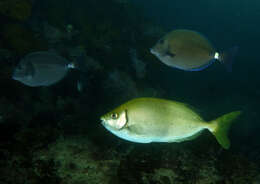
[101,97,241,149]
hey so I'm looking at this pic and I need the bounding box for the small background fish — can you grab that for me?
[12,51,84,87]
[151,29,238,72]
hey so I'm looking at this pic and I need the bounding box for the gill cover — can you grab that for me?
[109,110,128,130]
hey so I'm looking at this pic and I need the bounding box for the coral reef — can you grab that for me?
[118,143,259,184]
[33,136,120,184]
[1,127,259,184]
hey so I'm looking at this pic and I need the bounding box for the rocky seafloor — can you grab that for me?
[0,0,260,183]
[1,128,260,184]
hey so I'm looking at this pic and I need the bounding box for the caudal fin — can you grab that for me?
[75,52,88,72]
[219,46,239,72]
[209,111,241,149]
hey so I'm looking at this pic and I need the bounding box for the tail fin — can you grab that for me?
[209,111,241,149]
[72,52,88,72]
[219,46,239,72]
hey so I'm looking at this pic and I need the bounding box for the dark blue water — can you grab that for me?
[0,0,259,183]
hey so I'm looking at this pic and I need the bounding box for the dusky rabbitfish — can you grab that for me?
[101,97,241,149]
[12,51,81,87]
[150,29,238,72]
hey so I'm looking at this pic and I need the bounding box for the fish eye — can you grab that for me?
[111,113,118,119]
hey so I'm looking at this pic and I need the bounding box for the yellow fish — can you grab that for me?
[101,98,241,149]
[150,29,238,72]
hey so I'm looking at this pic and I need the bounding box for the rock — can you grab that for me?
[0,0,32,21]
[3,24,47,55]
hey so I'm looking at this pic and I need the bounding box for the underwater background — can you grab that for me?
[0,0,260,183]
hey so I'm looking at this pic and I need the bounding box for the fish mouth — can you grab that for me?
[100,117,106,126]
[12,75,17,80]
[150,48,160,57]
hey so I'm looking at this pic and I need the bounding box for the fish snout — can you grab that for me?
[100,117,106,126]
[12,73,18,80]
[150,48,160,57]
